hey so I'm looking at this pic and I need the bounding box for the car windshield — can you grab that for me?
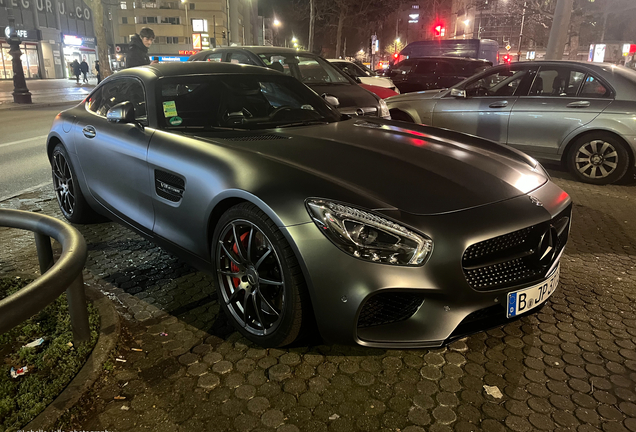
[258,53,351,85]
[157,74,342,131]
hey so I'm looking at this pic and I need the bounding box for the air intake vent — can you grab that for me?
[155,170,185,202]
[357,292,424,328]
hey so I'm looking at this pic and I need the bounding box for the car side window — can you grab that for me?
[413,60,436,75]
[88,79,147,120]
[229,52,254,65]
[579,75,611,98]
[463,69,528,97]
[529,67,585,96]
[206,53,223,62]
[392,60,416,74]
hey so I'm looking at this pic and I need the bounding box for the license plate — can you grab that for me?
[507,265,559,318]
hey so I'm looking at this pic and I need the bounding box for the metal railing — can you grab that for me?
[0,209,90,343]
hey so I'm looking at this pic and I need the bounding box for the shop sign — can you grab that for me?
[4,26,38,40]
[179,50,198,55]
[149,56,189,62]
[593,44,606,63]
[0,0,91,20]
[63,35,96,47]
[192,33,202,50]
[622,44,636,56]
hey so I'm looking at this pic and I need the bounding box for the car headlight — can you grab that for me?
[305,199,433,266]
[379,99,391,119]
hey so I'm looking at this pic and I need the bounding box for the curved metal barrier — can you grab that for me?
[0,209,90,343]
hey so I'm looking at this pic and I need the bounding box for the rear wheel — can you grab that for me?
[566,133,631,185]
[212,203,308,347]
[51,144,101,223]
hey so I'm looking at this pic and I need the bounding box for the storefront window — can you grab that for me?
[0,42,41,79]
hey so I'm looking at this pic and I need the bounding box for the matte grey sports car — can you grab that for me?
[47,62,572,348]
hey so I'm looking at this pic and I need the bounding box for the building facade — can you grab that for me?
[0,0,96,79]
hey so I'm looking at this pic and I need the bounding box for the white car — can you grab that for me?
[328,59,400,93]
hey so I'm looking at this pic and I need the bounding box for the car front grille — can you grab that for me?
[462,204,571,291]
[357,292,424,328]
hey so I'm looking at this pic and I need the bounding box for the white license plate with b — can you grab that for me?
[507,265,559,318]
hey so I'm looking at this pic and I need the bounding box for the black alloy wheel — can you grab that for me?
[567,133,630,185]
[51,144,100,224]
[213,203,308,347]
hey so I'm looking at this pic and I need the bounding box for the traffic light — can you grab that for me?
[502,53,511,64]
[434,24,445,37]
[393,52,399,60]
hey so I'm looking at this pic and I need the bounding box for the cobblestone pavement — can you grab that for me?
[1,170,635,432]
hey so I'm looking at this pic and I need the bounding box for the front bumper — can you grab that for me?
[287,180,571,348]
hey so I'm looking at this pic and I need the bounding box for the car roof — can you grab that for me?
[404,56,492,63]
[196,46,316,56]
[117,62,282,78]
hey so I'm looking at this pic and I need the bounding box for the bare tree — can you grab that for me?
[85,0,113,78]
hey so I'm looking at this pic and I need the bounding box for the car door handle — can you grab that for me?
[489,101,508,108]
[82,125,96,139]
[566,101,590,108]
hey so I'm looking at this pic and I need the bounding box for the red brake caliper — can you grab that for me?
[231,232,250,288]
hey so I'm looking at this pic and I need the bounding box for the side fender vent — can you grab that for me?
[155,170,185,202]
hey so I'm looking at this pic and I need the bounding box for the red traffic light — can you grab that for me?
[502,54,511,64]
[393,52,399,59]
[434,24,445,37]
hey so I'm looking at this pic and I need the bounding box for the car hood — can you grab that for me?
[194,120,547,215]
[385,88,447,103]
[306,83,379,110]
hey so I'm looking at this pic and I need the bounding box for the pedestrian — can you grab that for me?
[94,60,101,84]
[126,27,159,68]
[70,59,81,83]
[80,58,89,83]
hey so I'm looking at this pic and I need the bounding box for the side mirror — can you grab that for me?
[107,101,136,123]
[322,94,340,108]
[450,88,467,98]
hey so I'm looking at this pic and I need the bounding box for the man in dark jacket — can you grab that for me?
[70,59,81,83]
[126,27,159,68]
[80,58,89,83]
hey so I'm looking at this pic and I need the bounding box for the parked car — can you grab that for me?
[386,61,636,184]
[189,47,390,119]
[47,62,571,348]
[386,56,492,93]
[327,59,400,93]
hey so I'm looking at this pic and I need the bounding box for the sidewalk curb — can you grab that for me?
[0,100,82,111]
[24,286,121,431]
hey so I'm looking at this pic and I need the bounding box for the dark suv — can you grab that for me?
[189,47,390,119]
[386,57,492,93]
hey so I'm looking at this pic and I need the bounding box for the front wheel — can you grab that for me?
[212,203,309,347]
[566,133,630,185]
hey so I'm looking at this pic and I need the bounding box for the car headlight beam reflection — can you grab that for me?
[306,199,433,266]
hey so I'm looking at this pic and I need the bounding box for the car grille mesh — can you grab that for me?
[357,292,424,328]
[462,205,571,291]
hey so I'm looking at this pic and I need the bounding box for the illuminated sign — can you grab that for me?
[593,44,606,62]
[192,19,208,32]
[192,33,202,50]
[179,50,198,55]
[63,34,83,46]
[623,44,636,56]
[149,56,190,62]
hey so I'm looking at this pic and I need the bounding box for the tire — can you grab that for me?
[212,202,309,347]
[390,110,415,123]
[51,144,101,223]
[566,133,630,185]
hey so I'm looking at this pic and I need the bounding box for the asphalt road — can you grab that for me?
[0,105,74,201]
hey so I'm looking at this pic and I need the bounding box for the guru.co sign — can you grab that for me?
[0,0,91,20]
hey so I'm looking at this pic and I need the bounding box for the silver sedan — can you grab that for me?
[386,61,636,184]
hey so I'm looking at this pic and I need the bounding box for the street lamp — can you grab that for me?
[394,38,400,54]
[272,18,281,46]
[5,7,31,103]
[181,0,189,35]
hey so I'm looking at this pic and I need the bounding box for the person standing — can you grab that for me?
[80,58,89,83]
[126,27,159,68]
[95,60,101,84]
[71,59,81,83]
